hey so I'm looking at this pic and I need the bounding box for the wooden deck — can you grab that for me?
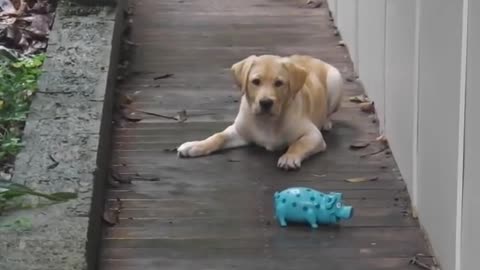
[99,0,431,269]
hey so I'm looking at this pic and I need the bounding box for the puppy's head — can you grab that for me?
[231,55,308,117]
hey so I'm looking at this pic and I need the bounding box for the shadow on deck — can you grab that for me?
[99,0,431,269]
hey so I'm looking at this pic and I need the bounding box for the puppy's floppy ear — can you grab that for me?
[282,58,308,95]
[231,55,257,92]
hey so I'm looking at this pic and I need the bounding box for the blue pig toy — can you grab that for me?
[273,187,353,228]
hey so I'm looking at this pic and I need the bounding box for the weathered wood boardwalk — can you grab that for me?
[99,0,431,269]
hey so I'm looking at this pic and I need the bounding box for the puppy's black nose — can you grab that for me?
[259,98,274,111]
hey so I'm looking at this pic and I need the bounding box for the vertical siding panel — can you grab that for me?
[336,0,358,69]
[416,0,464,269]
[357,0,386,134]
[384,0,416,195]
[462,0,479,269]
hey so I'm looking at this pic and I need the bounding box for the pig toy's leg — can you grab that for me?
[305,208,318,229]
[275,204,288,227]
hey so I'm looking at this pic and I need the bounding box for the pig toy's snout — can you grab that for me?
[337,205,354,220]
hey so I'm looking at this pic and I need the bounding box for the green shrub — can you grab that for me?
[0,54,45,161]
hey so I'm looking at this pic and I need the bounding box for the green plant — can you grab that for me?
[0,54,45,162]
[0,180,78,214]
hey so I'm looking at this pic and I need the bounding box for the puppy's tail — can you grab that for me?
[326,65,343,116]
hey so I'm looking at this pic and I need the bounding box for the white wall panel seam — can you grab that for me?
[455,0,469,269]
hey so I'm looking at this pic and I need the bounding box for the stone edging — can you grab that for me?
[0,1,125,269]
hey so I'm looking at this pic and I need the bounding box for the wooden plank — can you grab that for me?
[102,227,427,255]
[100,257,419,270]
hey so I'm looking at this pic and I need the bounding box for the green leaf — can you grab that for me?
[48,192,78,201]
[0,217,33,232]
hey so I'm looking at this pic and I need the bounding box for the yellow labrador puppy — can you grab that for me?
[177,54,343,170]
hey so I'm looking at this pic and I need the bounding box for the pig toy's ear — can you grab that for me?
[331,192,343,202]
[324,195,336,209]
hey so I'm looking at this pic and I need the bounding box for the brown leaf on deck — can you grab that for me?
[102,198,122,227]
[360,146,388,158]
[360,102,375,114]
[409,254,439,270]
[175,109,188,122]
[153,73,173,80]
[349,141,370,150]
[306,0,322,8]
[111,170,132,184]
[0,0,54,55]
[345,176,378,183]
[376,134,389,146]
[0,0,16,15]
[121,108,143,122]
[349,94,369,103]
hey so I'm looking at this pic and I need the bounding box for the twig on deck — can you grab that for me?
[135,109,179,121]
[360,146,388,158]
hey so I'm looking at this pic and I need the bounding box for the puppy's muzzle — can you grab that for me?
[259,98,274,113]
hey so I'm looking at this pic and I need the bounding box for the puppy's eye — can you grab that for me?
[251,78,261,86]
[274,80,284,87]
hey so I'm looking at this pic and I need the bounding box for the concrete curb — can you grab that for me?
[0,1,125,269]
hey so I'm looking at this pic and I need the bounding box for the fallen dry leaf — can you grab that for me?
[111,170,132,184]
[360,146,389,158]
[345,176,378,183]
[409,254,439,270]
[123,38,137,46]
[23,14,52,37]
[175,109,188,122]
[153,73,173,80]
[0,0,15,14]
[0,0,53,55]
[132,176,160,181]
[102,198,122,227]
[360,102,375,114]
[349,141,370,150]
[30,0,51,14]
[337,40,345,47]
[306,0,322,8]
[345,76,358,82]
[135,109,184,122]
[349,94,369,103]
[121,108,143,122]
[0,171,11,180]
[376,134,388,145]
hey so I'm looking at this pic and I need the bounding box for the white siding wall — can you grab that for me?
[327,0,475,269]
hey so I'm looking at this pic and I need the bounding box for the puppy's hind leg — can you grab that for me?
[326,66,343,116]
[323,66,343,131]
[177,125,248,158]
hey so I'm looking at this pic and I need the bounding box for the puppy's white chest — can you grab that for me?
[249,125,290,151]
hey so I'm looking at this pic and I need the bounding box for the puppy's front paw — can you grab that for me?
[177,141,209,158]
[277,153,302,171]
